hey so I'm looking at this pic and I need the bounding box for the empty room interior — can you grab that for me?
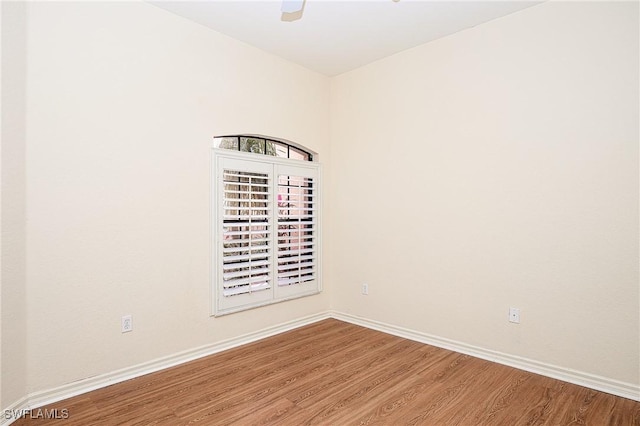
[1,0,639,424]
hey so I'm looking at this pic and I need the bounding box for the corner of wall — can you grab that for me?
[1,0,28,413]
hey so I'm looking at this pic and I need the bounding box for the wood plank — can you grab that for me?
[13,319,640,425]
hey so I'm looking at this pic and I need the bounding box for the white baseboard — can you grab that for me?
[331,311,640,402]
[2,308,637,424]
[1,311,330,425]
[0,396,29,426]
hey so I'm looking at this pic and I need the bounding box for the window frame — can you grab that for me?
[211,140,321,316]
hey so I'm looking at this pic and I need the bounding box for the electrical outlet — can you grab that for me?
[509,307,520,324]
[122,315,133,333]
[362,283,369,295]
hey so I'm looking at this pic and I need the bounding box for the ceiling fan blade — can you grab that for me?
[281,0,305,14]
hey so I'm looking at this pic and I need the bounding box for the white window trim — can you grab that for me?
[210,147,322,316]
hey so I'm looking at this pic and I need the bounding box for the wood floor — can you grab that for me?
[14,319,640,425]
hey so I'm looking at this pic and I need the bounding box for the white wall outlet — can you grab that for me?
[362,283,369,295]
[509,307,520,324]
[121,315,133,333]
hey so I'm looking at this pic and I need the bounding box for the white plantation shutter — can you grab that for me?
[213,152,320,315]
[215,158,274,312]
[222,170,272,296]
[276,170,317,298]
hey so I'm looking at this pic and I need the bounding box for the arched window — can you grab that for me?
[211,135,321,316]
[213,135,314,161]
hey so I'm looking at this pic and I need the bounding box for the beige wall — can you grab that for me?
[1,0,28,409]
[21,1,330,394]
[330,1,639,384]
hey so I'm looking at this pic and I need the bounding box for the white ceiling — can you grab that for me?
[150,0,542,76]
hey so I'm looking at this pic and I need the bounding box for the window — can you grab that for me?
[211,136,320,315]
[214,135,313,161]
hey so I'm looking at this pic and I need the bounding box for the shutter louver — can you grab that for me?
[222,169,272,297]
[277,175,316,287]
